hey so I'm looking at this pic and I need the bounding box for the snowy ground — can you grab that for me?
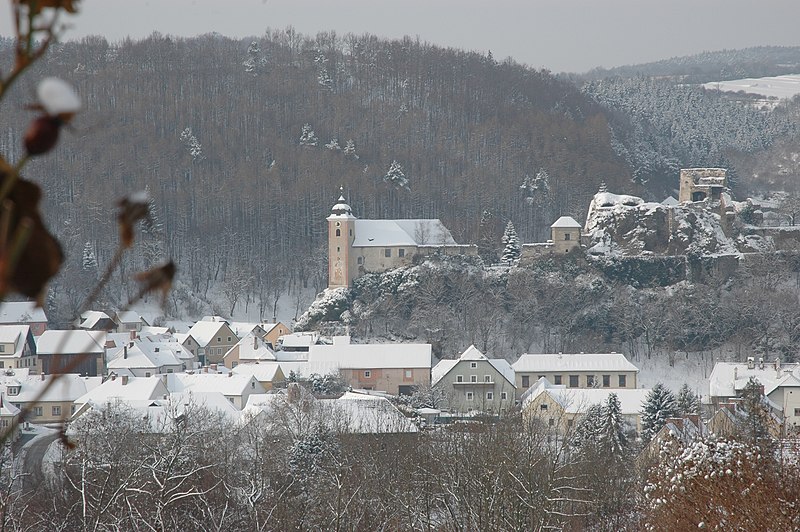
[702,74,800,100]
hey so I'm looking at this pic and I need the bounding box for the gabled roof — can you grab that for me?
[115,310,144,324]
[0,301,47,324]
[0,325,29,357]
[166,373,265,398]
[352,219,457,247]
[708,362,800,398]
[513,353,640,373]
[308,336,432,369]
[321,392,418,434]
[431,346,515,386]
[5,373,102,403]
[550,216,581,229]
[37,330,106,355]
[228,332,276,362]
[74,375,165,405]
[232,362,283,382]
[106,342,182,370]
[279,332,318,349]
[228,322,265,338]
[523,383,651,415]
[78,310,113,329]
[186,320,234,347]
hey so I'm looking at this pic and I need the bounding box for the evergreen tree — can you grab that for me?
[82,241,98,272]
[180,127,205,161]
[500,221,521,266]
[675,383,700,416]
[141,185,163,237]
[383,160,409,190]
[324,138,341,151]
[572,402,604,453]
[242,40,265,76]
[599,393,628,459]
[477,209,499,264]
[641,383,678,442]
[343,139,358,159]
[737,378,774,448]
[299,123,318,146]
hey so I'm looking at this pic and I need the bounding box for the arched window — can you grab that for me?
[335,229,341,237]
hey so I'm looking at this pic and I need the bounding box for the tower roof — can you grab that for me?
[328,190,356,220]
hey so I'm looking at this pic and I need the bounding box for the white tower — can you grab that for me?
[327,191,356,288]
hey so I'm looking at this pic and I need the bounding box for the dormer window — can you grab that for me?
[7,386,19,396]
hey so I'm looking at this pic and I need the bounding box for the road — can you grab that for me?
[20,431,59,492]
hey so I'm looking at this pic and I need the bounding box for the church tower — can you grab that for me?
[327,191,356,288]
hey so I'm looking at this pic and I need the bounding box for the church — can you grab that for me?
[327,193,475,288]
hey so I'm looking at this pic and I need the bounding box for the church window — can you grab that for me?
[337,247,340,252]
[385,248,391,258]
[336,229,341,237]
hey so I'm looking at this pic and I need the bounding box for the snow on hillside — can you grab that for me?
[703,74,800,100]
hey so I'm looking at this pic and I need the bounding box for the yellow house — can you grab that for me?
[223,332,277,368]
[185,318,239,365]
[231,362,285,391]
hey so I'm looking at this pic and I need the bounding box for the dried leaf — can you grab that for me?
[116,193,150,248]
[23,115,61,156]
[135,261,176,301]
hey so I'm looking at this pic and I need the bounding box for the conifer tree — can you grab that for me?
[572,402,604,454]
[243,40,265,76]
[299,123,319,146]
[82,241,98,273]
[599,393,628,459]
[500,221,521,266]
[675,383,700,416]
[477,209,499,264]
[641,383,678,442]
[343,139,358,159]
[383,160,409,190]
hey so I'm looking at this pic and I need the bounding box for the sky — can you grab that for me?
[2,0,800,73]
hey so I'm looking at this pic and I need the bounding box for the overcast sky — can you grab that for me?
[2,0,800,73]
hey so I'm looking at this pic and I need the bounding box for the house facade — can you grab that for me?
[327,194,476,288]
[185,318,239,365]
[513,353,639,398]
[36,330,106,376]
[432,346,516,414]
[0,325,37,372]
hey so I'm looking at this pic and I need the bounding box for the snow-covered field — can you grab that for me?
[703,74,800,100]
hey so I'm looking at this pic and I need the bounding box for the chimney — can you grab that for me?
[775,357,781,376]
[758,358,764,370]
[40,373,46,381]
[123,346,128,359]
[154,347,159,352]
[747,357,755,370]
[121,375,128,385]
[111,374,117,381]
[203,366,208,373]
[253,336,258,350]
[130,330,136,341]
[227,372,232,378]
[211,363,217,372]
[734,367,738,380]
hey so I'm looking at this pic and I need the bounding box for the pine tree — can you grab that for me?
[676,383,700,416]
[343,139,358,159]
[299,123,318,146]
[477,209,499,264]
[641,383,678,442]
[737,378,774,448]
[141,185,163,237]
[324,138,341,151]
[383,160,409,190]
[242,40,265,76]
[599,393,628,459]
[180,127,205,161]
[572,402,604,453]
[82,241,97,273]
[500,221,521,266]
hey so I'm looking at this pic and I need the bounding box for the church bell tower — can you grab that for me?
[327,190,356,288]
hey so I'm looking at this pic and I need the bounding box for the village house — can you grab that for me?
[639,415,709,463]
[0,301,48,336]
[431,346,516,415]
[183,317,239,365]
[512,352,639,398]
[166,373,265,409]
[36,330,107,376]
[327,193,476,289]
[0,396,20,440]
[223,332,277,368]
[277,331,320,353]
[522,377,651,434]
[307,335,433,395]
[0,325,38,372]
[230,321,291,350]
[521,216,584,260]
[231,362,285,391]
[0,369,102,425]
[113,310,149,332]
[76,310,118,331]
[106,341,184,377]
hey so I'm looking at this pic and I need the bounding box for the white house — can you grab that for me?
[513,352,640,397]
[0,325,37,372]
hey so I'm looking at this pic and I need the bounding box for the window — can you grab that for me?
[251,382,255,389]
[466,392,474,401]
[145,372,151,378]
[404,369,413,379]
[470,375,477,383]
[364,370,371,378]
[385,248,391,257]
[217,337,221,342]
[795,408,800,417]
[52,406,61,416]
[569,375,579,388]
[335,228,341,236]
[587,375,595,387]
[349,229,352,236]
[548,418,554,427]
[229,397,234,403]
[230,363,237,369]
[521,375,530,388]
[71,405,76,414]
[602,375,610,387]
[0,362,3,369]
[618,375,627,387]
[470,362,477,368]
[228,336,232,342]
[486,392,493,400]
[553,375,562,385]
[33,406,42,417]
[337,246,340,252]
[500,392,507,400]
[399,248,405,257]
[567,419,574,427]
[0,345,5,352]
[7,386,18,396]
[540,404,548,411]
[456,375,463,383]
[564,233,571,241]
[484,375,491,382]
[357,257,363,265]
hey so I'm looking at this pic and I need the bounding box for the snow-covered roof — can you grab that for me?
[277,361,340,378]
[166,373,265,398]
[186,320,232,347]
[78,310,113,329]
[115,310,143,324]
[431,346,515,386]
[523,381,651,415]
[0,301,46,324]
[308,336,432,369]
[328,195,356,220]
[141,326,170,335]
[106,343,182,370]
[6,373,102,403]
[662,196,679,206]
[550,216,581,229]
[512,353,640,373]
[74,375,168,405]
[321,392,418,433]
[0,325,29,357]
[228,333,276,362]
[231,362,283,382]
[228,322,264,338]
[709,361,800,398]
[37,330,106,355]
[0,396,20,417]
[278,332,319,349]
[352,219,457,247]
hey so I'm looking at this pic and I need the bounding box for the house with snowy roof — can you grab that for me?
[0,301,48,336]
[521,216,584,260]
[0,325,37,372]
[105,341,183,377]
[231,362,285,391]
[0,370,102,425]
[0,395,20,439]
[512,352,639,398]
[431,345,515,415]
[709,358,800,431]
[223,332,277,368]
[183,317,238,365]
[165,373,265,409]
[327,192,476,288]
[522,377,651,434]
[72,374,170,414]
[307,335,433,396]
[113,310,148,332]
[36,330,107,376]
[76,310,117,331]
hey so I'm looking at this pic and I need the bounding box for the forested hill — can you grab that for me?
[0,31,635,320]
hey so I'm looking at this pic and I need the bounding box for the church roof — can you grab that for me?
[328,195,356,219]
[352,219,457,247]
